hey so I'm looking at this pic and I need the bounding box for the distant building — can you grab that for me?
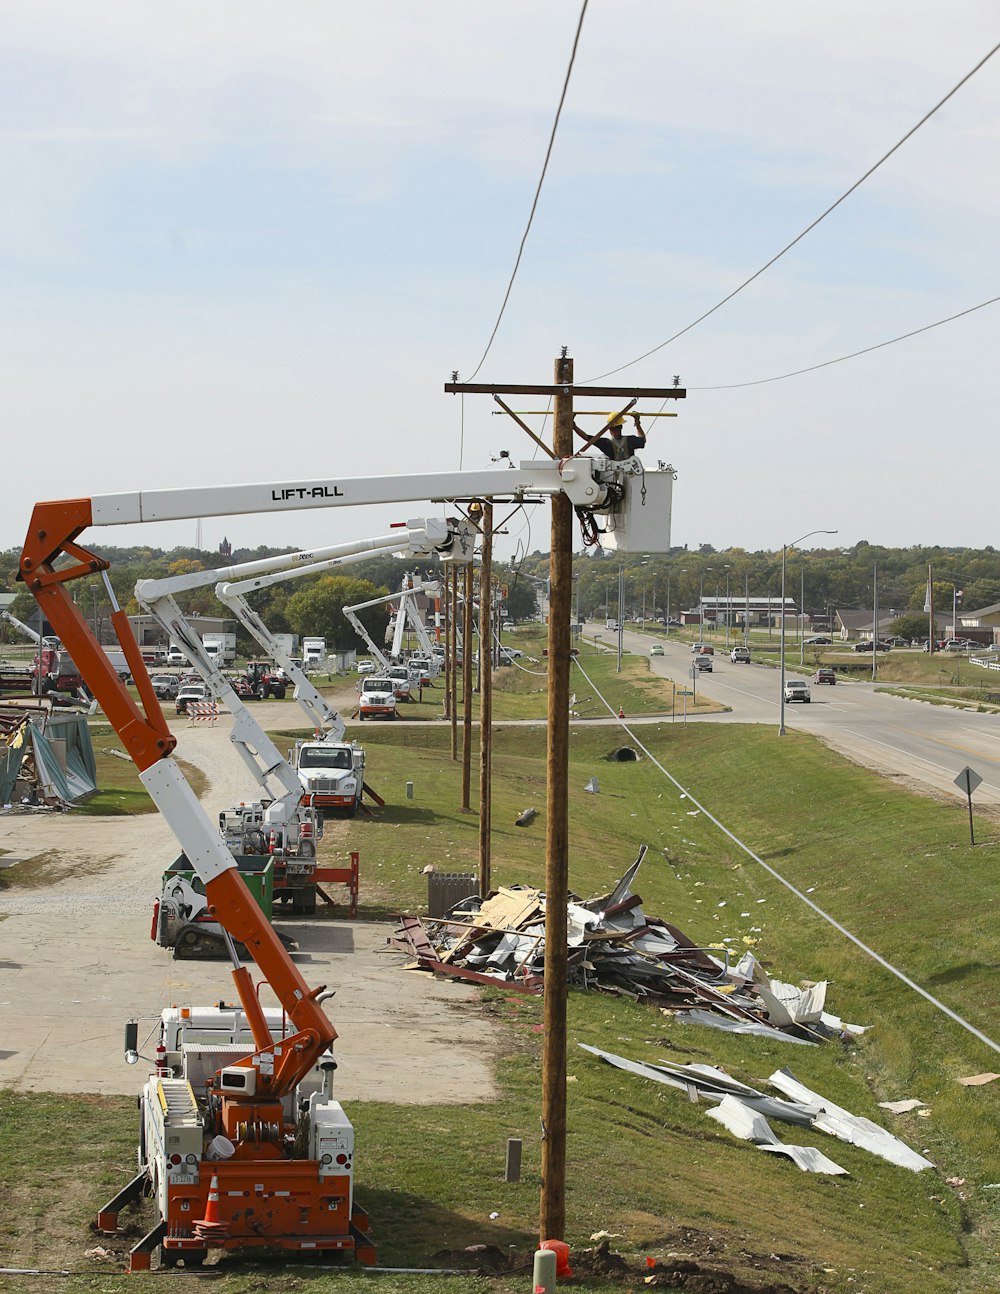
[126,613,237,647]
[696,596,795,628]
[219,536,232,558]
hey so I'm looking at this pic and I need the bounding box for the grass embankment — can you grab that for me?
[77,724,207,816]
[6,723,1000,1291]
[346,632,723,725]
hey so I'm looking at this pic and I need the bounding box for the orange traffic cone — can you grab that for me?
[193,1171,229,1243]
[617,706,625,719]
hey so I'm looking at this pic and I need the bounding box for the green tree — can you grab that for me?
[285,576,389,650]
[888,613,930,643]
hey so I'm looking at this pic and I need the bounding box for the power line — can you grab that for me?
[464,0,589,382]
[691,293,1000,390]
[572,655,1000,1058]
[586,36,1000,383]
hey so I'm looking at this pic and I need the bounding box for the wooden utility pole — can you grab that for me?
[450,567,459,759]
[540,351,573,1243]
[443,361,685,1246]
[461,561,474,810]
[478,501,494,896]
[442,566,451,722]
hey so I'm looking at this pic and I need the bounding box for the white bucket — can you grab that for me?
[205,1135,235,1161]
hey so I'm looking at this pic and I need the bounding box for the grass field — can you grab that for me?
[77,724,208,815]
[5,719,1000,1291]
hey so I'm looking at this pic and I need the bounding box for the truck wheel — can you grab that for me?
[274,686,286,700]
[346,800,358,819]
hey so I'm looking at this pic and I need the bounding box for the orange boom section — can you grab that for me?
[20,499,175,770]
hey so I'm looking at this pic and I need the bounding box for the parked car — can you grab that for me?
[690,642,706,654]
[813,667,837,685]
[150,674,180,700]
[694,655,713,672]
[805,635,833,645]
[783,679,811,703]
[650,644,665,657]
[853,640,890,653]
[356,659,376,674]
[885,636,910,648]
[500,647,524,660]
[730,646,751,663]
[175,683,209,714]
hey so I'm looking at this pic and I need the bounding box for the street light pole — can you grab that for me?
[724,565,731,651]
[780,529,837,736]
[700,567,712,642]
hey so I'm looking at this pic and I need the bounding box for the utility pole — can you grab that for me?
[478,501,494,896]
[461,562,474,809]
[443,359,685,1247]
[450,567,459,760]
[928,562,935,656]
[542,351,573,1244]
[442,566,451,723]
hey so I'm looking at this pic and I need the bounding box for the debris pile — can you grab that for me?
[389,848,863,1045]
[0,707,98,810]
[581,1045,934,1176]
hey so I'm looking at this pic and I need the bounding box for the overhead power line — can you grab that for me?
[464,0,589,383]
[690,293,1000,390]
[586,36,1000,384]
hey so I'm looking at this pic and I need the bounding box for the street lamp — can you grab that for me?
[700,567,712,642]
[724,565,732,651]
[780,529,838,736]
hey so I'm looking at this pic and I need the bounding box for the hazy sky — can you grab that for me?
[2,2,997,563]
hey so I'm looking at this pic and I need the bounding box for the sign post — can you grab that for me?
[953,766,982,846]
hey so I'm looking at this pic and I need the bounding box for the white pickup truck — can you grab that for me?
[293,738,365,818]
[358,676,397,720]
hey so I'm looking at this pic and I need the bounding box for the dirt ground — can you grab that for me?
[0,701,498,1102]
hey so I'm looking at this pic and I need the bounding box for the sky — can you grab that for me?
[1,1,998,564]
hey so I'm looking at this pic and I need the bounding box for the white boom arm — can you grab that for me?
[343,579,441,669]
[388,579,440,660]
[1,608,41,645]
[133,533,454,833]
[90,458,625,526]
[216,520,474,737]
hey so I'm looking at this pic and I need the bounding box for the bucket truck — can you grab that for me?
[343,576,439,676]
[214,517,474,816]
[138,527,466,933]
[19,452,666,1270]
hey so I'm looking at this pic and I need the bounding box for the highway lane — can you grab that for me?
[598,623,1000,809]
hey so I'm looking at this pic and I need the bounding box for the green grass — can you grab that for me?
[76,725,208,815]
[7,721,1000,1290]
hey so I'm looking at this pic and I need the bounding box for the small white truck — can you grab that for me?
[292,737,365,817]
[202,632,236,666]
[357,675,396,720]
[303,636,326,668]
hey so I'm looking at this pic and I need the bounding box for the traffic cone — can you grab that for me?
[193,1172,229,1243]
[617,706,625,719]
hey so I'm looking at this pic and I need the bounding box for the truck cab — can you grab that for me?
[293,739,365,817]
[386,665,412,701]
[358,676,396,720]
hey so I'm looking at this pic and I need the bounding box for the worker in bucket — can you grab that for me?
[586,411,646,462]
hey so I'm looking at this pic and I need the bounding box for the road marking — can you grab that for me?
[840,727,1000,793]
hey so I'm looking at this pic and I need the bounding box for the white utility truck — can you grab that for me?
[302,636,326,668]
[202,631,236,666]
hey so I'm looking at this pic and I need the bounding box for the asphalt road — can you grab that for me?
[599,623,1000,810]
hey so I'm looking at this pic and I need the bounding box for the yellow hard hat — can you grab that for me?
[605,412,624,429]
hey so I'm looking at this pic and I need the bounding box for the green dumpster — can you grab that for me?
[163,853,275,920]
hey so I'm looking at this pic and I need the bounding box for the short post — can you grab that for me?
[954,765,982,846]
[505,1137,522,1183]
